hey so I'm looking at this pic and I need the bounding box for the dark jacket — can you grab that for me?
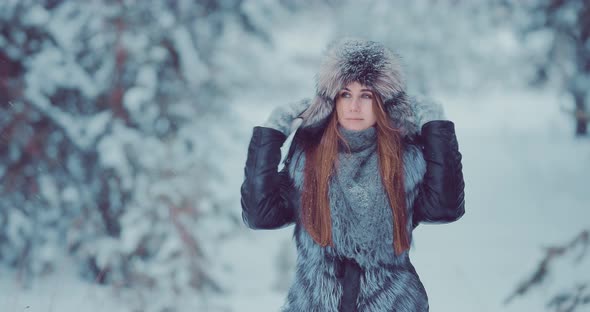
[240,120,465,312]
[242,120,465,228]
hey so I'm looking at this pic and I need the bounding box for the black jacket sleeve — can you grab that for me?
[412,120,465,226]
[240,126,296,230]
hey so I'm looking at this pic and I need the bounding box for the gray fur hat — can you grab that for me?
[299,37,445,138]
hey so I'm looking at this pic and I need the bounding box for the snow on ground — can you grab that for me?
[0,258,128,312]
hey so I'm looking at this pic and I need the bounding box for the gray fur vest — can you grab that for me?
[279,131,429,312]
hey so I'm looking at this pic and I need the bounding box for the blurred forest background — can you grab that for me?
[1,0,589,311]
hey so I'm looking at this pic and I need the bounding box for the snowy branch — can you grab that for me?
[505,229,590,311]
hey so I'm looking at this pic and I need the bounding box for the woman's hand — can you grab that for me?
[263,100,309,136]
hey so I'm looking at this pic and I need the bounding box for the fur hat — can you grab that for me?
[298,37,445,138]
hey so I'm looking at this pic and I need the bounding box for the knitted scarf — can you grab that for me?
[288,125,425,267]
[329,125,395,264]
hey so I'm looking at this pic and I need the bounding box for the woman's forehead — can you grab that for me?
[340,81,373,91]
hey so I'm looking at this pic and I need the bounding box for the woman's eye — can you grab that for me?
[361,93,372,99]
[341,92,351,98]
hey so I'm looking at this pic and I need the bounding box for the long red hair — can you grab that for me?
[300,92,409,255]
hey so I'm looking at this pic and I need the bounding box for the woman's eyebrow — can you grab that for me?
[341,88,372,92]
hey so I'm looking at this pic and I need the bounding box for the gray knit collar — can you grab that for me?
[338,125,376,153]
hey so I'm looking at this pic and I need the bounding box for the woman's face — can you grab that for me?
[335,81,377,131]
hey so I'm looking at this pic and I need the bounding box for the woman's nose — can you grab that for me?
[350,98,361,112]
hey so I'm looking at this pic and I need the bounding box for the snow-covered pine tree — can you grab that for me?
[509,0,590,136]
[1,0,273,310]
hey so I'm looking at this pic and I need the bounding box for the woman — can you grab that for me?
[240,38,465,312]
